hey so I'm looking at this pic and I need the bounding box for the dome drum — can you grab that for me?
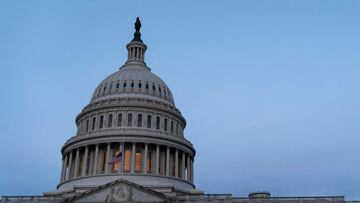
[58,139,195,192]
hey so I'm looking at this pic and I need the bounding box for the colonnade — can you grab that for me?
[60,142,194,184]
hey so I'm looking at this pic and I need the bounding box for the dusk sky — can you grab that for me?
[0,0,359,200]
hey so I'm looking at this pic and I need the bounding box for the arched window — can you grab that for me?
[117,113,123,127]
[108,114,113,128]
[170,121,174,134]
[156,116,160,130]
[127,113,132,127]
[99,115,104,129]
[164,118,168,131]
[147,115,152,128]
[123,82,127,88]
[137,114,142,127]
[92,117,96,130]
[152,84,155,91]
[131,81,134,88]
[138,82,142,89]
[176,123,179,135]
[86,119,89,132]
[116,82,119,88]
[146,83,149,89]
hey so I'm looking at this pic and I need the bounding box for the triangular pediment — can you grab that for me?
[63,178,173,203]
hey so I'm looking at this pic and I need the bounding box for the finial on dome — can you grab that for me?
[132,17,143,42]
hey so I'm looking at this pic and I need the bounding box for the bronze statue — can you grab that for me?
[132,17,143,42]
[135,17,141,32]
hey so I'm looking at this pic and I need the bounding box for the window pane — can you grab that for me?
[137,114,142,127]
[99,116,104,129]
[128,114,132,127]
[147,115,151,128]
[108,114,113,128]
[156,117,160,130]
[124,149,131,172]
[135,151,142,172]
[92,117,96,130]
[118,114,122,127]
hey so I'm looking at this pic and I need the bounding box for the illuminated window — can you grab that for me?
[112,150,121,172]
[137,114,142,127]
[127,113,132,127]
[99,115,104,129]
[147,115,151,128]
[135,150,142,172]
[156,116,160,130]
[124,149,131,172]
[117,114,122,127]
[108,114,113,128]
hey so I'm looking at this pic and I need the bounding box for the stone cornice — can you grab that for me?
[56,173,195,190]
[61,130,196,156]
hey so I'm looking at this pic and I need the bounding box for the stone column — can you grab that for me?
[166,147,170,176]
[143,143,148,174]
[191,158,194,183]
[67,151,73,180]
[105,143,111,174]
[155,145,160,175]
[175,149,179,178]
[93,144,99,175]
[187,154,191,181]
[118,142,123,173]
[131,142,136,173]
[82,146,88,176]
[181,152,185,179]
[61,154,68,182]
[74,149,80,177]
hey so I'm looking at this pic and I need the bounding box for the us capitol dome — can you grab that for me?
[1,18,356,203]
[58,17,195,193]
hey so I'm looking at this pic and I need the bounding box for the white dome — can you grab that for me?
[90,63,175,106]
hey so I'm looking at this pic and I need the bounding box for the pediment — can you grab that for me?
[64,178,173,203]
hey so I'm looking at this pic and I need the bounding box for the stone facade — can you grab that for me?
[1,19,358,203]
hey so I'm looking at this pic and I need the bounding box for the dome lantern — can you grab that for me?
[126,17,147,65]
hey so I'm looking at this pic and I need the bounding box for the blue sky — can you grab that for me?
[0,0,359,200]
